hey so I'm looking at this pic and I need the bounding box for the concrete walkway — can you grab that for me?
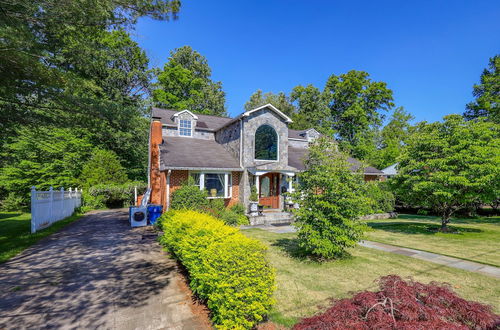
[242,224,500,279]
[359,240,500,279]
[0,210,210,329]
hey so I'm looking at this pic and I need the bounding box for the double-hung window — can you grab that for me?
[190,172,232,198]
[179,119,192,136]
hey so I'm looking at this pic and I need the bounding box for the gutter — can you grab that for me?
[161,166,243,172]
[147,114,152,188]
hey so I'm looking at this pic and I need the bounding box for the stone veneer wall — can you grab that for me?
[238,108,291,206]
[215,120,241,161]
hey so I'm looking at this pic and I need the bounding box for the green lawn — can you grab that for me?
[0,212,82,263]
[242,228,500,328]
[364,214,500,266]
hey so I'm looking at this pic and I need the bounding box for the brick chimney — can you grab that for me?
[149,118,165,207]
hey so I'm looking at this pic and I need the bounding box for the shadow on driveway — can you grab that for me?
[0,209,209,329]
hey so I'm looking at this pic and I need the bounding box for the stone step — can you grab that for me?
[248,212,294,226]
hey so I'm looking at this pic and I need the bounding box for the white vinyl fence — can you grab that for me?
[31,186,82,233]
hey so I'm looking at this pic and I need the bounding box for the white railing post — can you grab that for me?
[31,186,36,233]
[61,187,65,219]
[49,186,54,226]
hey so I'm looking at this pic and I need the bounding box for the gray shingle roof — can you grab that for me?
[288,147,384,174]
[288,129,308,140]
[159,137,241,170]
[152,108,233,131]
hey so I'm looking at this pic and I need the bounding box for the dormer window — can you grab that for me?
[171,110,198,137]
[179,119,192,137]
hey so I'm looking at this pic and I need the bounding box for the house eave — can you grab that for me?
[160,166,244,172]
[162,123,215,132]
[242,103,293,123]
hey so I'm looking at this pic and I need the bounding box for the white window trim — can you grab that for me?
[190,171,232,199]
[254,124,279,162]
[178,119,193,137]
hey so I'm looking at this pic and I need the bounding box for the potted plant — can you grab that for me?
[249,186,259,216]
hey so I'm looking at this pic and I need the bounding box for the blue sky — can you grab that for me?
[134,0,500,122]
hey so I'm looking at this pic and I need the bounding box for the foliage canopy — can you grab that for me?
[80,149,128,188]
[464,55,499,123]
[153,46,227,116]
[392,115,500,230]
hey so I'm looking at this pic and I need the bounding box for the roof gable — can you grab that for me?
[171,109,198,120]
[243,104,293,123]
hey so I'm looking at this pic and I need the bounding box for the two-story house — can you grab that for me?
[148,104,383,221]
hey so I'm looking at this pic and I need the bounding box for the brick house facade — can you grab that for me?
[149,104,383,212]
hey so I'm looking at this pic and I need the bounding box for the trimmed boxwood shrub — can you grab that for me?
[158,210,275,329]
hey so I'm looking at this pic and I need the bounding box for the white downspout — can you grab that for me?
[147,117,152,188]
[166,170,172,210]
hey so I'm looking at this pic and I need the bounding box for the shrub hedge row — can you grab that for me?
[83,181,147,209]
[158,210,275,329]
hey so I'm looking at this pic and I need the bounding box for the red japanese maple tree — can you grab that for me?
[294,275,499,329]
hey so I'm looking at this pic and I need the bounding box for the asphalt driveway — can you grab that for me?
[0,209,209,329]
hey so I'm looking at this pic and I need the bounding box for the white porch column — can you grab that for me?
[288,175,293,193]
[255,174,260,195]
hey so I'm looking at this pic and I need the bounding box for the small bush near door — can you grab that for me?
[158,210,275,329]
[170,177,209,210]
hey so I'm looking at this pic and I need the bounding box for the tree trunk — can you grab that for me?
[441,210,452,232]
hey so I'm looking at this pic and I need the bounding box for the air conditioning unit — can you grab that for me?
[129,206,147,227]
[129,188,151,227]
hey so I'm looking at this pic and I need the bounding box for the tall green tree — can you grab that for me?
[464,55,500,123]
[244,89,296,116]
[393,115,499,231]
[80,149,128,188]
[365,107,414,169]
[153,46,227,116]
[292,137,371,259]
[323,70,394,157]
[57,29,152,180]
[0,0,177,204]
[0,0,180,132]
[289,85,330,132]
[0,127,93,202]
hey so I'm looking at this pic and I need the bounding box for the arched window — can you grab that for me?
[255,125,278,160]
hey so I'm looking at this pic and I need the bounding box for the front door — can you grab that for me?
[259,173,280,209]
